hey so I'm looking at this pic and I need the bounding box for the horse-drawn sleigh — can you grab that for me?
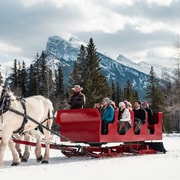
[0,86,166,167]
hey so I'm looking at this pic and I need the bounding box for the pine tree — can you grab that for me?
[54,63,64,97]
[83,38,111,107]
[69,61,80,87]
[116,82,123,105]
[8,59,18,89]
[21,61,28,97]
[145,66,165,112]
[30,53,40,95]
[32,51,53,98]
[28,64,39,96]
[69,38,111,107]
[69,45,87,89]
[111,80,116,103]
[123,80,137,103]
[53,62,65,109]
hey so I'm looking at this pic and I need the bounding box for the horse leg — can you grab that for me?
[0,138,8,167]
[41,119,53,164]
[14,134,23,159]
[8,139,21,166]
[33,130,43,162]
[21,133,30,162]
[0,132,20,167]
[41,130,51,164]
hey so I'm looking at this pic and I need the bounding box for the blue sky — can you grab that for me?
[0,0,180,66]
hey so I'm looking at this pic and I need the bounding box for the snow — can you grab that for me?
[0,133,180,179]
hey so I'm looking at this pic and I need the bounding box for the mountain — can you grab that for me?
[45,35,151,99]
[116,54,172,78]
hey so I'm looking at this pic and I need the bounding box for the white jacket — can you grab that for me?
[119,108,131,124]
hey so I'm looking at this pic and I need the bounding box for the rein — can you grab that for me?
[8,106,69,140]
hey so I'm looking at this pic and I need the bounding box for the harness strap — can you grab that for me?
[0,91,70,141]
[8,107,69,141]
[13,98,28,134]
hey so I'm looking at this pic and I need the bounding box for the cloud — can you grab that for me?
[0,0,179,66]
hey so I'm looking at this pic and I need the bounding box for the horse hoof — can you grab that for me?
[11,162,20,166]
[42,160,49,164]
[21,158,28,162]
[36,155,43,162]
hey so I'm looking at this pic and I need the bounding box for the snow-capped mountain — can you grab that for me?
[116,54,172,78]
[45,35,153,99]
[1,35,171,100]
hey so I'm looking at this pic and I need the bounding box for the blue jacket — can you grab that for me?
[101,105,114,123]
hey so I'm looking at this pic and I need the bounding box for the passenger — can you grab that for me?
[68,85,86,109]
[94,102,102,113]
[142,101,154,133]
[118,102,131,134]
[101,97,115,134]
[133,101,146,134]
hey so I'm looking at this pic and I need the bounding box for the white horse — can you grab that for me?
[0,86,54,167]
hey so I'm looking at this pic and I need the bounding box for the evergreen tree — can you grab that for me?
[123,80,137,104]
[69,45,87,89]
[111,80,116,103]
[8,59,18,88]
[31,53,41,95]
[28,64,39,96]
[54,63,64,98]
[21,61,28,97]
[53,62,65,109]
[83,38,111,107]
[7,59,24,95]
[116,81,123,105]
[145,66,165,112]
[69,38,111,107]
[76,44,87,86]
[69,61,79,88]
[31,51,53,98]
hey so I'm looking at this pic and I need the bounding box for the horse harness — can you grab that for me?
[0,89,50,134]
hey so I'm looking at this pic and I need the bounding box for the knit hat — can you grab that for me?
[119,102,126,107]
[103,97,112,104]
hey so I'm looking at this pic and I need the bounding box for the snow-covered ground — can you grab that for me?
[0,133,180,179]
